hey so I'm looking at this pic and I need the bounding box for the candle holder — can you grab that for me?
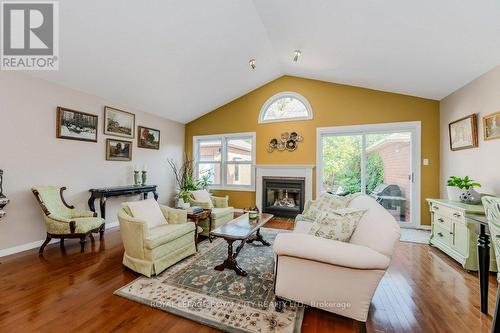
[134,170,142,186]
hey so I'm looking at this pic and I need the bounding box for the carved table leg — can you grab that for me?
[99,196,106,220]
[143,192,148,200]
[214,239,248,276]
[88,194,96,213]
[246,228,271,246]
[60,238,65,250]
[153,191,159,201]
[478,225,490,314]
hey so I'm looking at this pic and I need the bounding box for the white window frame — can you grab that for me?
[193,132,256,191]
[258,91,313,124]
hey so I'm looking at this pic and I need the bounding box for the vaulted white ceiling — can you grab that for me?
[30,0,500,123]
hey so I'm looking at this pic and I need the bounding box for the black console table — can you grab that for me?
[88,185,158,219]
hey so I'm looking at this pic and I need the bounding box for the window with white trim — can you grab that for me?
[194,132,256,190]
[259,92,313,123]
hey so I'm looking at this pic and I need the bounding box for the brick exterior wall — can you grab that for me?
[370,141,411,223]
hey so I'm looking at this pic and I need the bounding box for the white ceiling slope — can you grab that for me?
[30,0,500,123]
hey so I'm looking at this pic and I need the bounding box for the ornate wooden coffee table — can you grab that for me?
[210,213,273,276]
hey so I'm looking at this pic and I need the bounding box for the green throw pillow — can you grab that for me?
[308,208,367,242]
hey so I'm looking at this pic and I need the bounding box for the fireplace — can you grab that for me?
[262,177,305,218]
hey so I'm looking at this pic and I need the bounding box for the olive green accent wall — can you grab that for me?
[186,76,440,225]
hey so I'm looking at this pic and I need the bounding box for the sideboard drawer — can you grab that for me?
[431,203,465,221]
[433,213,453,232]
[434,223,452,245]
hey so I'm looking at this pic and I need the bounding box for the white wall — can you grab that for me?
[440,65,500,197]
[0,72,184,251]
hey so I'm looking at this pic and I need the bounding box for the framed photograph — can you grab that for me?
[483,111,500,141]
[104,106,135,138]
[56,107,98,142]
[449,114,478,151]
[138,126,160,150]
[106,138,132,161]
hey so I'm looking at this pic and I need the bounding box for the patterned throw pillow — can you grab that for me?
[308,208,367,242]
[302,193,359,221]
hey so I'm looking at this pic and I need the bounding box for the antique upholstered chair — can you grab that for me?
[188,189,234,238]
[273,194,400,325]
[32,186,105,254]
[482,196,500,332]
[118,202,197,277]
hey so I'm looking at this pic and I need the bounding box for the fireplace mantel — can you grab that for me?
[255,165,314,212]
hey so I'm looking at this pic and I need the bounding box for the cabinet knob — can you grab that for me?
[438,218,444,223]
[437,232,443,237]
[453,212,461,218]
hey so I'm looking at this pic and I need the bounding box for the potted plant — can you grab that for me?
[446,176,464,201]
[446,176,482,204]
[168,157,213,208]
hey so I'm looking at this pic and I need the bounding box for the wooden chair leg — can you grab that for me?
[59,238,65,250]
[39,235,51,254]
[79,236,86,253]
[492,286,500,333]
[356,321,367,333]
[99,224,105,240]
[275,296,284,312]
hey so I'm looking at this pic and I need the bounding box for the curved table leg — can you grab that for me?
[214,239,248,276]
[99,197,107,220]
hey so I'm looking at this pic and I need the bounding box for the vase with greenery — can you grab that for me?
[168,157,212,208]
[446,176,481,203]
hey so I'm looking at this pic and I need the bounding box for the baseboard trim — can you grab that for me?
[417,225,431,231]
[0,220,120,258]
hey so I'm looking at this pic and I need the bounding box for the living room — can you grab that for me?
[1,1,500,333]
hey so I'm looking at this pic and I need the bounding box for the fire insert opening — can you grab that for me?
[262,177,305,218]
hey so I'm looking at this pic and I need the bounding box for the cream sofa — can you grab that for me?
[118,204,197,277]
[273,194,400,323]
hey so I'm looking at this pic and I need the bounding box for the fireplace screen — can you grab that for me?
[262,177,305,218]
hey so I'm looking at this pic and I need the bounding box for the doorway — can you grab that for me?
[317,122,421,228]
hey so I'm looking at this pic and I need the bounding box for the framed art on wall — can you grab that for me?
[138,126,160,150]
[483,111,500,141]
[56,107,98,142]
[106,138,132,161]
[104,106,135,138]
[448,114,478,151]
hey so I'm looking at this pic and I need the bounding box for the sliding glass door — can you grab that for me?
[317,122,420,228]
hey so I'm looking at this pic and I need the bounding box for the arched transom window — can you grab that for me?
[259,92,313,123]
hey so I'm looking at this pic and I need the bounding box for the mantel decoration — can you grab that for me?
[0,169,9,219]
[267,131,303,153]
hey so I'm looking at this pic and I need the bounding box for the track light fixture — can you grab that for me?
[249,59,256,70]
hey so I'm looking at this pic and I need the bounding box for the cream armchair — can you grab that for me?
[118,204,197,277]
[188,193,234,238]
[273,194,400,324]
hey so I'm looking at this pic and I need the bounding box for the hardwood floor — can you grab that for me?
[0,222,497,333]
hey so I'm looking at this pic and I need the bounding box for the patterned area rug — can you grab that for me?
[114,228,304,333]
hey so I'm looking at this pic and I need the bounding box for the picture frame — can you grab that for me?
[56,107,98,142]
[483,111,500,141]
[104,106,135,138]
[137,126,161,150]
[448,114,478,151]
[106,138,132,161]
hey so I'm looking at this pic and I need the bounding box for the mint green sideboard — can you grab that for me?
[427,199,497,272]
